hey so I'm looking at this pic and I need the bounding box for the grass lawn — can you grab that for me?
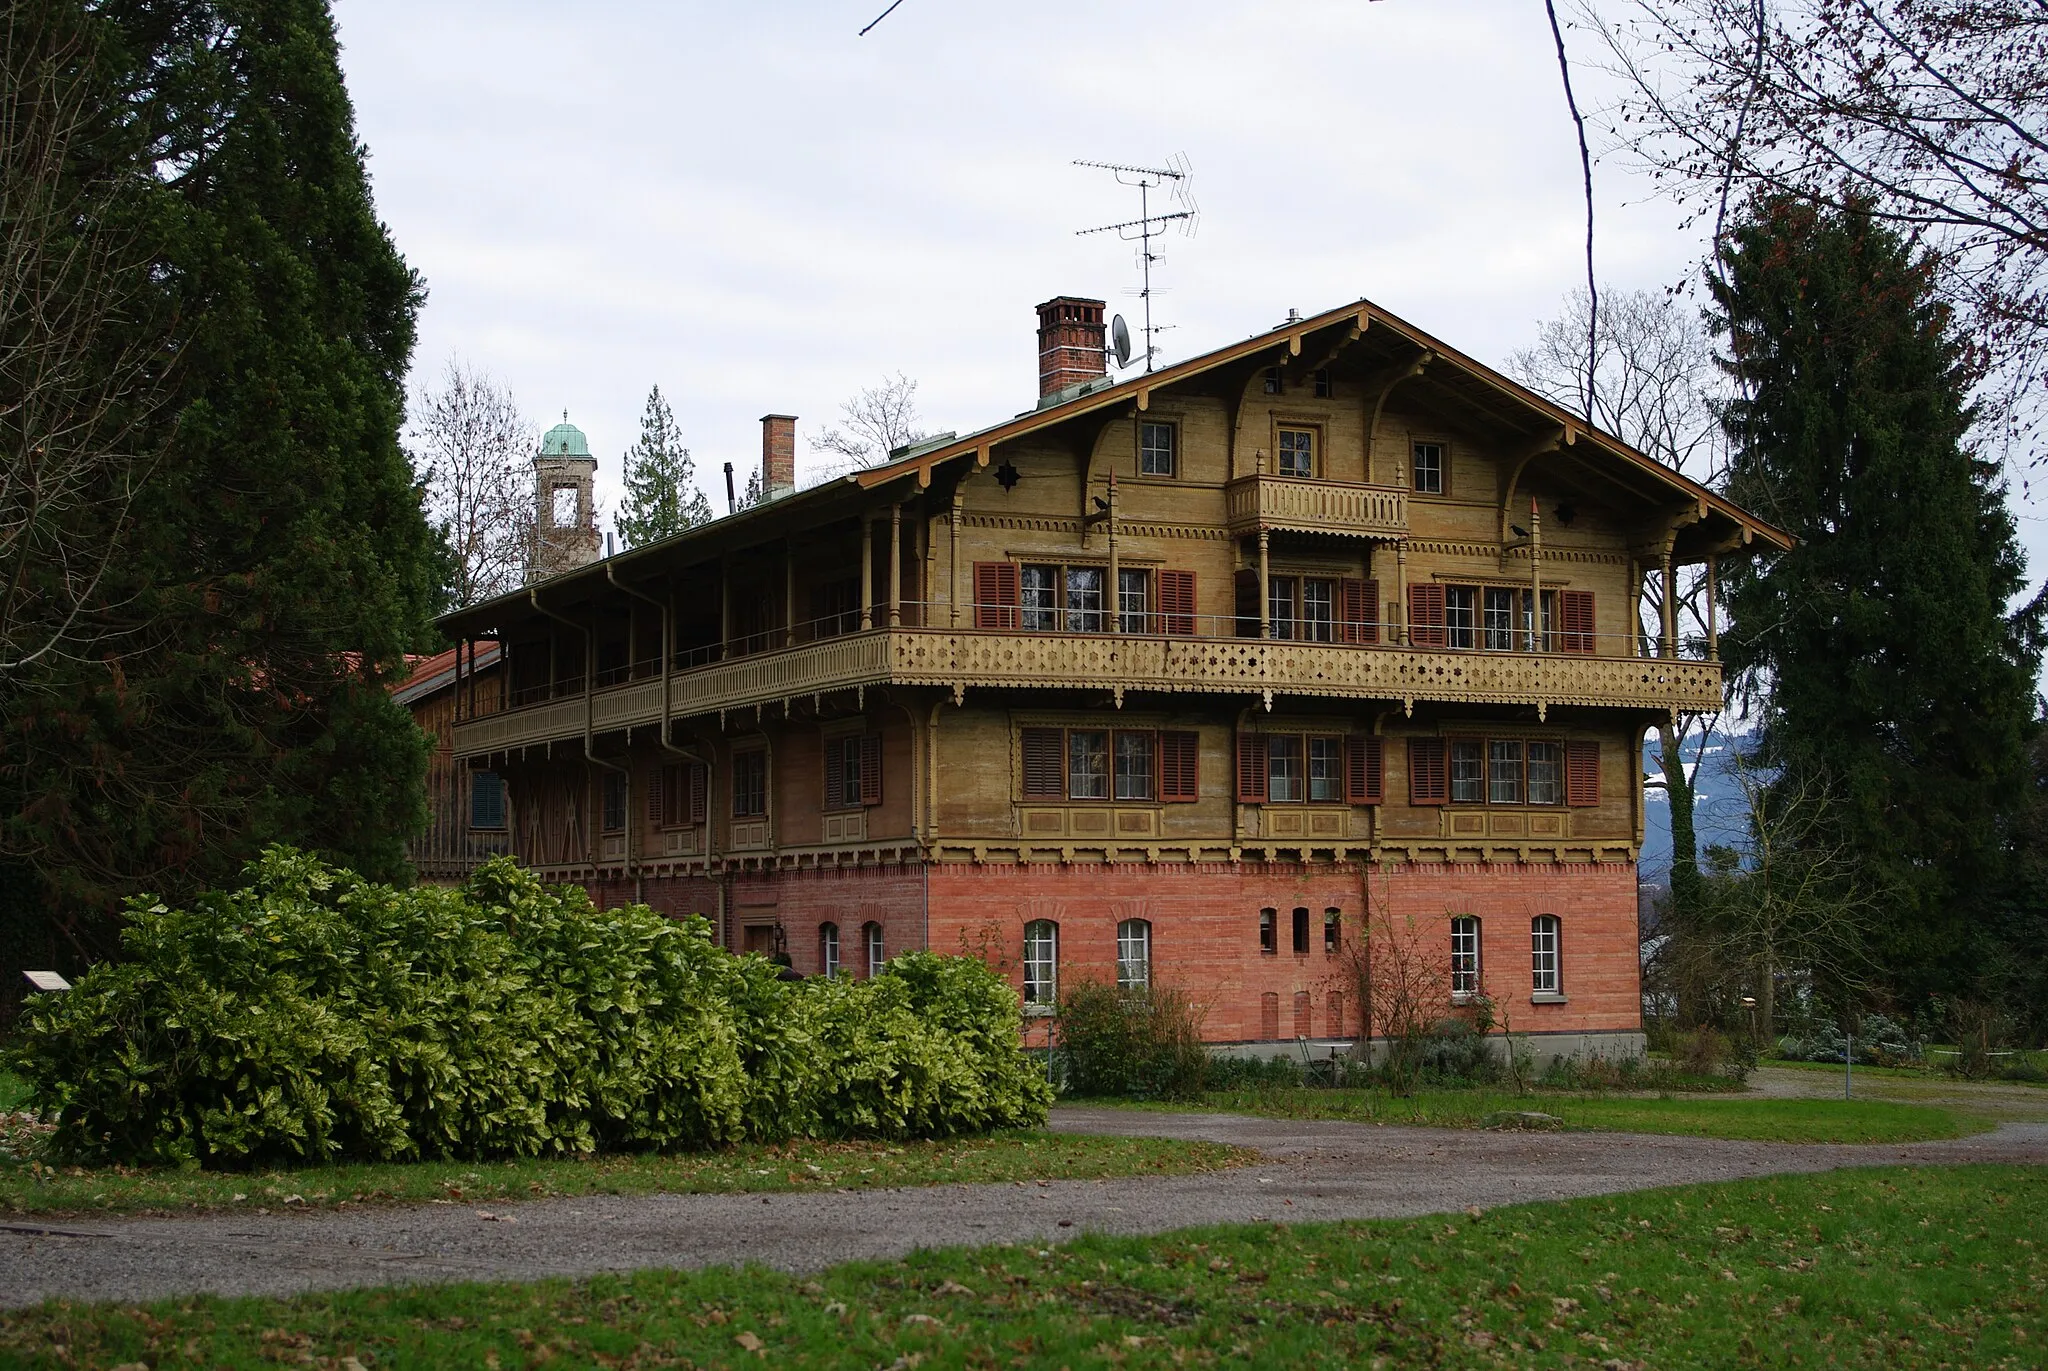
[0,1132,1251,1220]
[1767,1055,2048,1086]
[1130,1086,1987,1143]
[5,1165,2039,1369]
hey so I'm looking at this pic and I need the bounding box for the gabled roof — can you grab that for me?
[391,642,501,707]
[439,292,1789,638]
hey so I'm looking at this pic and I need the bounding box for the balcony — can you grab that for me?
[451,621,1722,759]
[1225,474,1407,540]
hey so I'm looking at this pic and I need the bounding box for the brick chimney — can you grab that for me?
[1036,296,1107,398]
[760,414,796,501]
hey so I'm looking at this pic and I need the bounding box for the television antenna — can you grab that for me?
[1074,155,1198,373]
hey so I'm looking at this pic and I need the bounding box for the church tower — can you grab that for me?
[532,413,600,579]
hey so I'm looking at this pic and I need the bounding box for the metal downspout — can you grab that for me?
[529,586,634,900]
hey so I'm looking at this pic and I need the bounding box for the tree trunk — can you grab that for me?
[1659,722,1701,917]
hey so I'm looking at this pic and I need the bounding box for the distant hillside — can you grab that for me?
[1639,730,1753,880]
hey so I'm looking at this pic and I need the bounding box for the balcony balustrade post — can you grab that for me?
[1107,474,1120,633]
[784,544,797,648]
[1530,500,1543,652]
[1706,555,1719,661]
[888,502,903,629]
[1660,549,1677,659]
[720,557,732,660]
[1394,540,1408,645]
[949,493,962,628]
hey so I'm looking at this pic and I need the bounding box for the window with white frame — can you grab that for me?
[819,921,840,977]
[1113,731,1156,801]
[1116,919,1152,989]
[1023,919,1059,1005]
[1064,567,1103,632]
[1020,564,1058,631]
[1451,916,1481,998]
[1531,915,1561,995]
[1117,568,1150,634]
[1068,730,1109,800]
[864,920,885,978]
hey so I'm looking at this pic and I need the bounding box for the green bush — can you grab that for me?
[7,849,1050,1166]
[1055,980,1208,1100]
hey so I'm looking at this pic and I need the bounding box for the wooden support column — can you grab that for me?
[1394,541,1408,646]
[1706,555,1719,660]
[783,543,797,648]
[1256,529,1271,639]
[719,557,732,660]
[1529,499,1543,652]
[888,502,903,629]
[948,493,962,628]
[1106,475,1120,632]
[1659,548,1677,659]
[859,516,874,629]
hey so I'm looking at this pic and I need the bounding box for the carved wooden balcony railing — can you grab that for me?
[1225,474,1407,539]
[451,627,1722,759]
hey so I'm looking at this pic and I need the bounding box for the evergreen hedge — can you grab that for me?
[7,849,1051,1167]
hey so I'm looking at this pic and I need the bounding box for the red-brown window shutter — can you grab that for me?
[1566,740,1601,806]
[1408,737,1448,805]
[1345,735,1384,804]
[1560,590,1596,655]
[973,562,1019,630]
[859,733,883,805]
[649,767,666,827]
[823,740,843,808]
[1159,570,1197,636]
[1021,727,1064,799]
[1408,583,1447,648]
[688,763,708,824]
[1339,578,1379,644]
[1160,730,1199,802]
[1236,733,1270,803]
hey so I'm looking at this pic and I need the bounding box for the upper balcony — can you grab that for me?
[1225,474,1407,540]
[450,606,1723,759]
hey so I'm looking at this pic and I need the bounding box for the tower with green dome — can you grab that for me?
[532,412,600,578]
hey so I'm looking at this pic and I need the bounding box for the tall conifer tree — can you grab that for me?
[617,385,710,547]
[2,0,440,938]
[1711,196,2045,1003]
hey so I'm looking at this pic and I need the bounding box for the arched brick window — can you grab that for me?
[1022,919,1059,1006]
[819,922,840,977]
[1116,919,1152,989]
[1260,992,1281,1040]
[863,921,885,979]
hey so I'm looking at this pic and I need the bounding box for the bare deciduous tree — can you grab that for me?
[0,5,171,678]
[1580,0,2048,448]
[1508,286,1728,912]
[809,372,926,481]
[408,359,533,607]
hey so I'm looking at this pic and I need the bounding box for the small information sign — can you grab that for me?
[22,970,71,992]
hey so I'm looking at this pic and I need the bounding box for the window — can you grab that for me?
[1118,568,1150,634]
[819,921,840,977]
[865,921,886,979]
[1268,734,1303,802]
[1064,566,1103,632]
[1259,908,1277,955]
[1531,915,1561,995]
[1301,579,1333,642]
[1312,368,1334,399]
[732,749,767,818]
[470,772,507,830]
[1446,736,1571,805]
[1068,730,1109,800]
[1307,737,1343,802]
[1483,587,1517,651]
[1117,919,1152,988]
[1489,740,1525,804]
[1263,366,1283,395]
[810,579,859,638]
[601,771,627,832]
[1268,576,1296,641]
[1021,565,1058,632]
[1323,908,1342,954]
[1411,441,1444,494]
[1450,740,1485,804]
[1158,569,1197,636]
[1527,742,1561,806]
[1023,919,1059,1005]
[825,733,882,809]
[1565,740,1601,807]
[1277,427,1315,478]
[1408,737,1449,805]
[656,761,708,828]
[1445,586,1477,650]
[551,484,579,526]
[1024,727,1187,802]
[1114,731,1155,801]
[1451,916,1481,998]
[1292,906,1310,955]
[1139,421,1177,477]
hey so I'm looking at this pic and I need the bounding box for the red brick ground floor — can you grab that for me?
[579,858,1644,1057]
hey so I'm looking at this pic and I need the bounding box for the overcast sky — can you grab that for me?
[334,0,2047,586]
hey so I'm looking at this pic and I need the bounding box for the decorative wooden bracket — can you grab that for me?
[1499,424,1572,545]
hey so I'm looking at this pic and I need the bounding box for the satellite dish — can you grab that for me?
[1110,314,1133,368]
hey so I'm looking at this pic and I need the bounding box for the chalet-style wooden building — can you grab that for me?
[435,296,1788,1059]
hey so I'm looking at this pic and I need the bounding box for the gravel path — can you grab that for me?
[6,1107,2043,1311]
